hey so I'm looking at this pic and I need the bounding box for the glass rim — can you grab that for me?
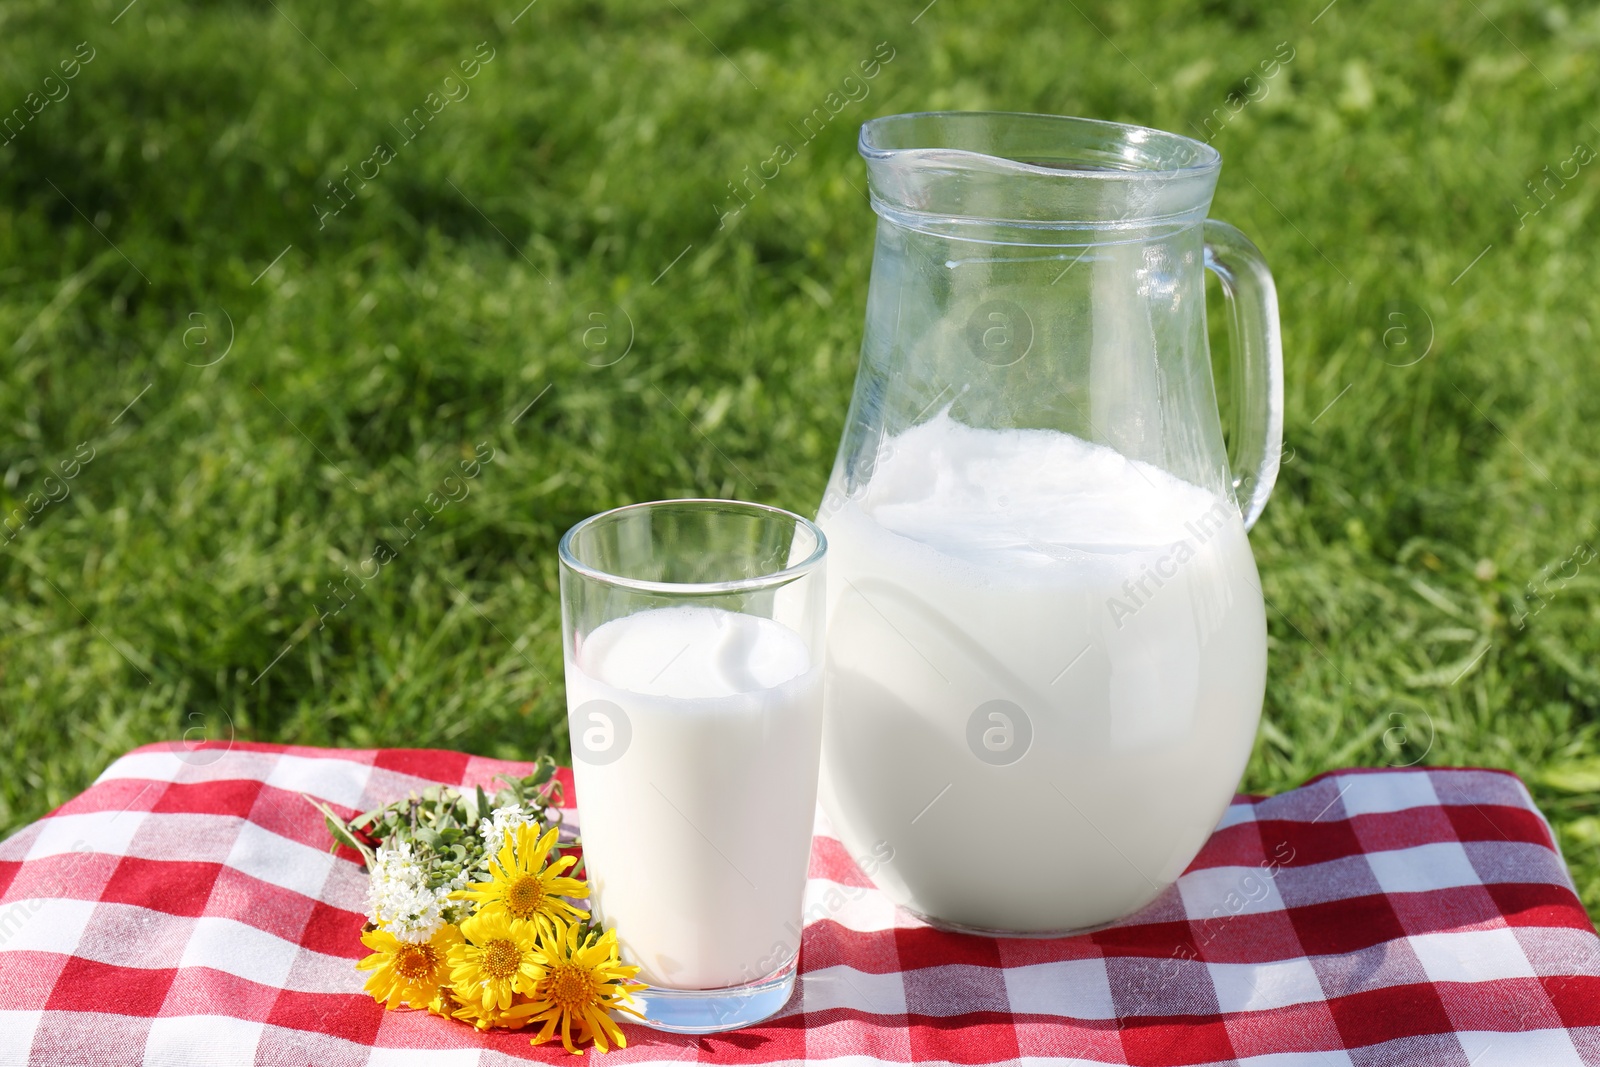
[557,498,828,596]
[859,110,1221,179]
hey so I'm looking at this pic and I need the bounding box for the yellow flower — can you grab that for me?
[356,923,463,1010]
[447,908,545,1012]
[453,824,590,935]
[425,984,529,1030]
[427,984,458,1020]
[451,996,536,1031]
[509,917,646,1056]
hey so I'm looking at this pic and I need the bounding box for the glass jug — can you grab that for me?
[816,112,1283,935]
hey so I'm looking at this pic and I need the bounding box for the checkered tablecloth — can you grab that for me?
[1,743,1597,1066]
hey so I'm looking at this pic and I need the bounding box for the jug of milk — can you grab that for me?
[818,112,1284,934]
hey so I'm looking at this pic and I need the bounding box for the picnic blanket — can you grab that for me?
[0,742,1597,1066]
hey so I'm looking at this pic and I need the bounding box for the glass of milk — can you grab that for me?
[558,499,827,1034]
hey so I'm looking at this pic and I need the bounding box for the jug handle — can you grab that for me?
[1203,219,1284,531]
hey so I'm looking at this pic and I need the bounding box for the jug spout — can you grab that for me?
[860,111,1221,245]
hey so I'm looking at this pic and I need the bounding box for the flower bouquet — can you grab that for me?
[307,759,645,1055]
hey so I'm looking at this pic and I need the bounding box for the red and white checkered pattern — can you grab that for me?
[0,742,1596,1066]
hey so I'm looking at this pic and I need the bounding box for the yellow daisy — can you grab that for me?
[426,984,458,1020]
[450,995,535,1032]
[432,979,534,1031]
[357,923,463,1010]
[453,824,590,935]
[510,917,646,1056]
[447,908,545,1012]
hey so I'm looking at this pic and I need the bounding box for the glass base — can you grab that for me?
[633,957,797,1034]
[909,906,1120,940]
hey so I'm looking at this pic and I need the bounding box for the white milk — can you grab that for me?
[817,413,1266,933]
[565,606,823,988]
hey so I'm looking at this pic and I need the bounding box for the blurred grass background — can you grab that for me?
[2,0,1599,917]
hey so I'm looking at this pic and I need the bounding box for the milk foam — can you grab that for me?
[859,412,1225,565]
[579,605,811,698]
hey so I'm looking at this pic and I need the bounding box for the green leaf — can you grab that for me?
[300,794,375,868]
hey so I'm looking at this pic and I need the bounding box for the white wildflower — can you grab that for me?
[480,802,541,848]
[366,839,465,942]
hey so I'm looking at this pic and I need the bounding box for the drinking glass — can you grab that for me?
[558,499,827,1033]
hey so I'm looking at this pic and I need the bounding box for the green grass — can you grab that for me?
[3,0,1599,917]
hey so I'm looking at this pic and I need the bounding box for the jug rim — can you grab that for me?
[859,111,1220,179]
